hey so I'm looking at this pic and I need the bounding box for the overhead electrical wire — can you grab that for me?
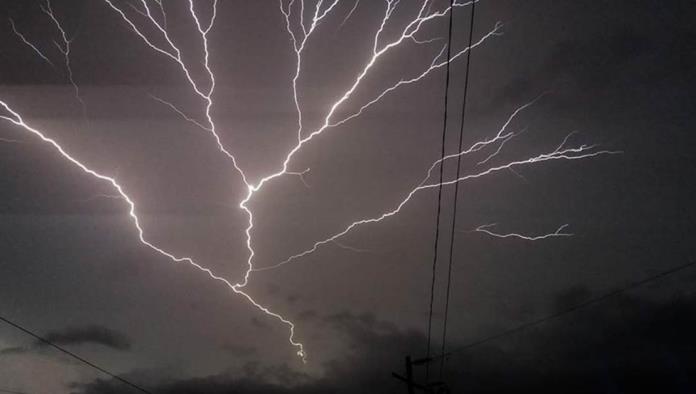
[438,0,477,379]
[0,315,153,394]
[425,0,457,381]
[433,258,696,361]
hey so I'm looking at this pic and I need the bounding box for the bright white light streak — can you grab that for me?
[0,99,306,362]
[473,223,573,241]
[6,0,615,362]
[102,0,248,185]
[238,1,489,294]
[106,1,490,315]
[149,95,213,133]
[331,240,371,254]
[420,96,544,191]
[340,0,360,27]
[254,138,620,272]
[75,193,124,203]
[40,0,85,113]
[280,0,341,142]
[328,24,502,129]
[476,129,521,166]
[99,0,316,360]
[287,168,312,189]
[248,1,490,198]
[7,18,54,67]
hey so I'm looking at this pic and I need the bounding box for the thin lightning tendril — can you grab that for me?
[40,0,86,114]
[473,223,573,241]
[75,193,124,203]
[7,18,55,67]
[340,0,361,27]
[99,0,309,360]
[0,137,23,143]
[0,100,307,360]
[0,0,617,362]
[252,0,493,202]
[280,0,341,142]
[331,240,371,254]
[253,129,620,272]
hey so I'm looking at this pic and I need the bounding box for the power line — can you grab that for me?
[425,0,457,381]
[0,315,153,394]
[439,0,476,380]
[433,258,696,361]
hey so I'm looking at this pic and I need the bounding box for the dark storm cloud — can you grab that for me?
[250,317,271,330]
[0,325,131,355]
[0,346,26,356]
[297,309,318,322]
[73,310,424,394]
[550,285,592,313]
[74,287,696,393]
[0,388,29,394]
[42,325,131,350]
[493,28,651,104]
[490,0,696,107]
[221,344,258,358]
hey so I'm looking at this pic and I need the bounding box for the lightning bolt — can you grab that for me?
[1,0,618,363]
[340,0,361,27]
[8,1,86,116]
[472,223,573,241]
[95,0,311,360]
[287,168,313,189]
[253,101,620,272]
[7,18,55,67]
[4,0,307,361]
[331,240,372,254]
[75,193,125,203]
[101,0,248,181]
[40,0,86,114]
[0,100,305,359]
[240,0,499,281]
[251,0,493,199]
[232,0,499,351]
[280,0,341,142]
[0,100,306,360]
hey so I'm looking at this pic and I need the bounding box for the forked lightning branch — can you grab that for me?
[0,0,618,361]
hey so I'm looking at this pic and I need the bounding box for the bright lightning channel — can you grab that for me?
[239,0,500,284]
[254,103,620,272]
[28,0,485,361]
[1,0,617,363]
[92,0,310,361]
[0,99,306,361]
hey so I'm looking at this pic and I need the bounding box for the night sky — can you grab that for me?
[1,1,695,393]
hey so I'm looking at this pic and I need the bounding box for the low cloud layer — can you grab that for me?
[74,287,696,393]
[1,325,131,356]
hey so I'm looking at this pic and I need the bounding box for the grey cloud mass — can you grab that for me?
[1,325,131,356]
[73,288,696,393]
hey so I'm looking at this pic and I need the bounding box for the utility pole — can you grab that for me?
[392,356,420,394]
[392,355,450,394]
